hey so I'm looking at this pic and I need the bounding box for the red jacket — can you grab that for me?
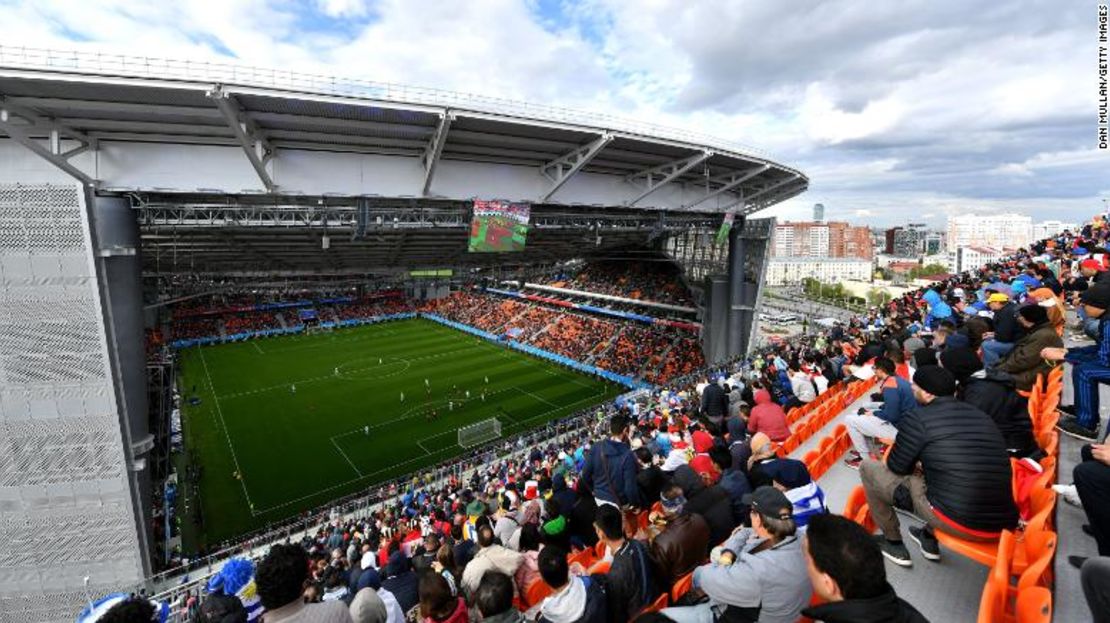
[748,390,791,442]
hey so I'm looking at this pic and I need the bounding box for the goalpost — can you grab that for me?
[458,417,502,448]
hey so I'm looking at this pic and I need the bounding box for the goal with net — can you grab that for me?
[458,417,502,448]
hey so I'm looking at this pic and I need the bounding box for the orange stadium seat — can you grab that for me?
[524,580,553,608]
[671,572,694,602]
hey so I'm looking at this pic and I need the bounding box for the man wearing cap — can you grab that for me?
[996,304,1064,392]
[649,482,711,585]
[980,292,1020,366]
[660,486,810,623]
[1043,282,1110,440]
[859,365,1018,567]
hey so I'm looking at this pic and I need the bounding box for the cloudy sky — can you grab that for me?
[1,0,1105,226]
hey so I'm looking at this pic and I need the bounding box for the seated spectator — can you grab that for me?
[256,544,354,623]
[772,461,827,529]
[788,364,817,405]
[514,524,543,595]
[381,552,419,615]
[473,572,523,623]
[195,594,248,623]
[649,483,711,585]
[580,415,642,509]
[800,514,928,623]
[1082,557,1110,623]
[1069,443,1110,561]
[594,504,659,623]
[844,358,915,469]
[941,347,1039,458]
[96,596,168,623]
[460,525,523,597]
[709,446,752,524]
[634,447,665,506]
[860,366,1018,567]
[537,546,608,623]
[1043,283,1110,441]
[418,573,467,623]
[980,292,1020,366]
[672,465,735,547]
[748,389,790,442]
[660,487,810,623]
[995,304,1064,392]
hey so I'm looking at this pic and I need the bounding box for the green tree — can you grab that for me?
[908,263,949,279]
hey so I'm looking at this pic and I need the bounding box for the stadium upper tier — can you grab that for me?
[0,46,805,213]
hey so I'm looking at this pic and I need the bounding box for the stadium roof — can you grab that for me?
[0,47,807,214]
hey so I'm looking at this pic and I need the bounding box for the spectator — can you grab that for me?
[256,544,354,623]
[844,358,915,469]
[380,553,419,615]
[348,589,390,623]
[413,534,441,574]
[981,292,1019,366]
[580,415,641,509]
[195,594,248,623]
[661,487,810,623]
[537,546,608,623]
[748,389,790,442]
[941,347,1039,458]
[709,446,752,525]
[788,364,817,405]
[593,504,659,623]
[649,482,711,585]
[98,597,164,623]
[431,545,460,598]
[460,525,524,597]
[1082,557,1110,623]
[800,514,928,623]
[995,304,1064,392]
[1072,442,1110,559]
[493,497,521,547]
[473,572,523,623]
[1044,282,1110,441]
[513,524,543,597]
[634,447,665,506]
[860,366,1018,567]
[701,379,730,426]
[418,573,467,623]
[671,465,735,547]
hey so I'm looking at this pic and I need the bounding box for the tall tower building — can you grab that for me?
[813,203,825,222]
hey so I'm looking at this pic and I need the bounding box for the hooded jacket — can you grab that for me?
[694,528,811,623]
[996,321,1064,391]
[887,397,1019,533]
[380,554,419,615]
[422,598,467,623]
[460,545,524,596]
[747,390,790,442]
[580,438,641,507]
[801,587,929,623]
[538,576,607,623]
[672,466,735,546]
[921,290,952,327]
[550,474,578,519]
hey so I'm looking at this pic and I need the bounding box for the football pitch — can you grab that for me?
[176,318,622,547]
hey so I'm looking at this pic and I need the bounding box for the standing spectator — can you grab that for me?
[580,415,641,509]
[649,483,711,585]
[996,304,1064,392]
[660,487,810,623]
[844,358,915,469]
[593,504,658,623]
[380,553,419,615]
[748,389,791,442]
[1044,283,1110,441]
[460,525,523,597]
[800,514,928,623]
[701,379,730,426]
[981,293,1020,366]
[256,544,354,623]
[537,547,608,623]
[860,366,1018,567]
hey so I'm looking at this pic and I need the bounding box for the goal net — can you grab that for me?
[458,418,502,448]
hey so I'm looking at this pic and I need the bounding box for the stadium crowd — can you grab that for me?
[115,214,1110,623]
[541,261,695,307]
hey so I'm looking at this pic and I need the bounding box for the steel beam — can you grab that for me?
[207,85,276,192]
[0,97,98,187]
[719,177,804,213]
[625,151,712,207]
[538,133,612,202]
[683,164,769,210]
[422,111,453,196]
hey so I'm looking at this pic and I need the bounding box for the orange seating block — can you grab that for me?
[842,485,877,533]
[671,572,694,602]
[1016,586,1052,623]
[636,592,669,617]
[524,580,553,608]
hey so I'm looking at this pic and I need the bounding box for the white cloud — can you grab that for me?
[315,0,371,18]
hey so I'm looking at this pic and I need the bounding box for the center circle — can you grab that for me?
[334,356,412,380]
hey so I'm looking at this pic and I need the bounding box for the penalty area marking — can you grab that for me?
[332,437,364,477]
[251,341,265,355]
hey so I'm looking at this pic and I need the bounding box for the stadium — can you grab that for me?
[0,46,1101,623]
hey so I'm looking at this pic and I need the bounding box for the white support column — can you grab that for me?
[538,132,612,202]
[207,85,276,192]
[625,151,712,207]
[422,110,453,197]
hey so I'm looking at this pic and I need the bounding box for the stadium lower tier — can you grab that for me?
[174,318,622,547]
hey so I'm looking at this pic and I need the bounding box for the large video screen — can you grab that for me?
[468,199,531,252]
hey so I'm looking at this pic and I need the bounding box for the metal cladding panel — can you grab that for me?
[0,184,145,622]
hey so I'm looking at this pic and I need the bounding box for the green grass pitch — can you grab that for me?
[175,317,622,547]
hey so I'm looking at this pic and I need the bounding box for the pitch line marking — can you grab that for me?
[255,385,610,515]
[199,348,256,513]
[332,437,364,476]
[251,341,265,355]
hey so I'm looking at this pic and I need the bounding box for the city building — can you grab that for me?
[1032,220,1077,240]
[946,213,1032,250]
[884,224,945,257]
[949,245,1004,273]
[813,203,825,222]
[765,258,873,285]
[772,221,873,260]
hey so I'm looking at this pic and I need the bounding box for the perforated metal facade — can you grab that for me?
[0,184,146,623]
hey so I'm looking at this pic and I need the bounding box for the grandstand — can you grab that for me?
[0,45,1098,623]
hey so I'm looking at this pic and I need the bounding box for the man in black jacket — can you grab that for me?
[860,366,1018,567]
[940,347,1040,458]
[701,379,730,426]
[801,514,929,623]
[593,504,658,623]
[671,465,735,547]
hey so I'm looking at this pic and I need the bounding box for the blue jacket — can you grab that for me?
[1066,316,1110,367]
[922,290,952,328]
[580,438,641,507]
[875,374,916,425]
